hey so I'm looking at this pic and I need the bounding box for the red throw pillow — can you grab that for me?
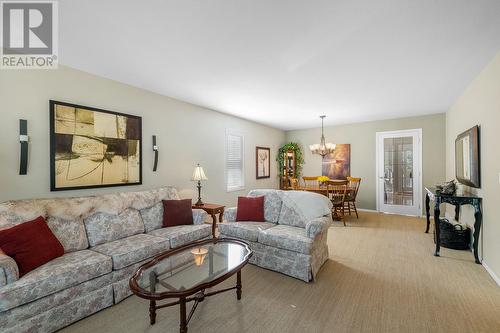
[236,196,265,222]
[162,199,194,227]
[0,216,64,276]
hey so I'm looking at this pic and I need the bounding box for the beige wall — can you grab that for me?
[446,52,500,281]
[0,66,285,206]
[286,114,446,212]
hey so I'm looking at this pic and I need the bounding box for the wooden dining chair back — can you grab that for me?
[345,177,362,218]
[326,180,348,226]
[302,176,320,188]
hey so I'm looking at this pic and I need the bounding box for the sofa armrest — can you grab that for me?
[305,215,332,239]
[223,207,237,222]
[192,209,208,225]
[0,251,19,287]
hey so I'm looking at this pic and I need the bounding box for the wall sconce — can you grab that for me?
[19,119,28,175]
[152,135,159,172]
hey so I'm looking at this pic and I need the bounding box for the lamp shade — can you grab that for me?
[191,164,208,181]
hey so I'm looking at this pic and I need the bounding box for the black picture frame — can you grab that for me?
[455,125,480,188]
[256,146,271,179]
[49,100,143,191]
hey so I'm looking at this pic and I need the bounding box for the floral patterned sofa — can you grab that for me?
[0,187,210,333]
[219,189,333,282]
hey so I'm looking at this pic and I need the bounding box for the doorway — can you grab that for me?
[376,129,422,216]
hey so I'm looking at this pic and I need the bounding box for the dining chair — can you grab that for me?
[326,180,349,226]
[345,177,361,218]
[302,176,320,188]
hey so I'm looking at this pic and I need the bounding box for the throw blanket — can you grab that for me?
[280,190,332,221]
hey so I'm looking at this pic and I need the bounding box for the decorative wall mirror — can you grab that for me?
[455,125,480,188]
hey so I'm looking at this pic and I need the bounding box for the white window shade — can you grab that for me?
[226,131,244,192]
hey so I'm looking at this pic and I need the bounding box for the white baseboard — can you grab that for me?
[360,208,428,218]
[483,261,500,287]
[357,208,378,213]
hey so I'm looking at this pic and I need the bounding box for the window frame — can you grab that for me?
[225,129,245,192]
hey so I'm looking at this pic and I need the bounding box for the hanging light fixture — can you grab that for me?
[309,115,336,157]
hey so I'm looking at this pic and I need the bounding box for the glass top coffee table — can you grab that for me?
[129,238,252,333]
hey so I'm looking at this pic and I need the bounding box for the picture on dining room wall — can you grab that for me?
[50,100,142,191]
[322,144,350,180]
[256,146,271,179]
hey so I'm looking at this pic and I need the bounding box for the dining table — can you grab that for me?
[295,180,354,197]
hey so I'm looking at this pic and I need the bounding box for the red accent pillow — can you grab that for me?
[0,216,64,277]
[236,196,265,222]
[162,199,194,227]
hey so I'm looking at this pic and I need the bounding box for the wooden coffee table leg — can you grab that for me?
[219,208,224,223]
[149,300,156,325]
[149,272,156,325]
[180,297,187,333]
[236,270,242,300]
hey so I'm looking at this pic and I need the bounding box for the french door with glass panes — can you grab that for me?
[376,129,422,216]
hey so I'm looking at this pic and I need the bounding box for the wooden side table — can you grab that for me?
[192,203,225,237]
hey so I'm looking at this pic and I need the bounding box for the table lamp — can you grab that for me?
[191,163,208,206]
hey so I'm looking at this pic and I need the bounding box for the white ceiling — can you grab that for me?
[59,0,500,130]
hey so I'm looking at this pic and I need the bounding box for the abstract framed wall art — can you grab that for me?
[322,144,350,180]
[256,146,271,179]
[49,100,142,191]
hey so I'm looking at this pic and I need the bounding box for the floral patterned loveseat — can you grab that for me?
[219,189,333,282]
[0,187,210,333]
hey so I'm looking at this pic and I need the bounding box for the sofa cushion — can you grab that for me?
[0,250,112,312]
[141,205,207,232]
[192,209,207,225]
[247,189,283,223]
[218,222,276,242]
[0,216,64,276]
[162,199,193,227]
[84,208,144,247]
[148,224,211,248]
[236,196,265,222]
[0,273,112,330]
[138,188,181,232]
[46,216,89,252]
[91,234,169,270]
[139,202,163,232]
[0,250,19,286]
[258,225,313,255]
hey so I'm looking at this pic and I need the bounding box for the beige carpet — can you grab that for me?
[60,212,500,333]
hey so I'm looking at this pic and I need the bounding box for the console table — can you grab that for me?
[425,187,482,264]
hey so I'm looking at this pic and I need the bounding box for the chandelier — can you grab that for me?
[309,115,336,157]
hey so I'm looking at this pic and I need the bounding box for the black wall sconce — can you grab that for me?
[19,119,29,175]
[152,135,159,172]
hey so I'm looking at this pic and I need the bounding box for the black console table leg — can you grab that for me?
[454,205,460,222]
[473,203,482,264]
[434,199,441,257]
[425,193,431,233]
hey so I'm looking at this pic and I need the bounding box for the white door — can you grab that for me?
[376,129,422,216]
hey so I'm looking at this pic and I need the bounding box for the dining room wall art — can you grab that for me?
[49,100,142,191]
[322,144,350,180]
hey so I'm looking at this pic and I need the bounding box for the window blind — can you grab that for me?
[226,131,244,192]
